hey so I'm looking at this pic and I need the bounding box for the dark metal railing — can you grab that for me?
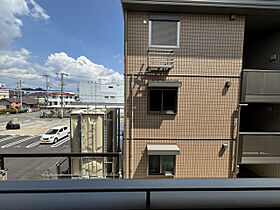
[0,152,122,178]
[1,179,280,209]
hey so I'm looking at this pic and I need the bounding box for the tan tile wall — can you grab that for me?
[125,76,240,139]
[127,139,235,179]
[126,12,244,76]
[124,11,245,178]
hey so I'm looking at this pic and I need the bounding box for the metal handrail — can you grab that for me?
[1,178,280,208]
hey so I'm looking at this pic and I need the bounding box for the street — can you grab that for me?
[0,112,69,135]
[0,112,70,180]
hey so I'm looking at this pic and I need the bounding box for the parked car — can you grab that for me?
[6,121,20,129]
[40,126,70,144]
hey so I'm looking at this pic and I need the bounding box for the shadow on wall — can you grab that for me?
[126,69,175,131]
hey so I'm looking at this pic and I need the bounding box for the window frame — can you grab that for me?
[148,87,178,115]
[149,20,180,49]
[147,155,176,176]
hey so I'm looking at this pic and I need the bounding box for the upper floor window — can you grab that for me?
[149,13,180,49]
[148,80,181,114]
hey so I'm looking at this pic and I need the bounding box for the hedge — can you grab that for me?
[0,108,28,115]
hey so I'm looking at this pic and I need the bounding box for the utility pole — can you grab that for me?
[56,72,68,118]
[16,80,24,109]
[42,75,49,106]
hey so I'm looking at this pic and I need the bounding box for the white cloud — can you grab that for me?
[28,0,50,20]
[113,53,123,63]
[0,48,42,81]
[0,50,123,90]
[0,0,49,50]
[45,52,124,87]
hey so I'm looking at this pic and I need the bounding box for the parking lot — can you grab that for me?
[0,112,70,180]
[0,112,69,135]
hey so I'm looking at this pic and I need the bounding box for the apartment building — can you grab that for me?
[78,82,124,106]
[47,92,77,107]
[122,0,280,179]
[0,89,9,100]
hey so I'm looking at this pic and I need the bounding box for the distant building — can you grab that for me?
[0,89,9,100]
[8,89,20,98]
[78,82,124,107]
[47,92,77,107]
[27,92,46,100]
[0,97,38,109]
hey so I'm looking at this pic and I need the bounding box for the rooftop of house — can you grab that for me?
[0,97,37,105]
[26,92,46,97]
[48,92,75,96]
[122,0,280,11]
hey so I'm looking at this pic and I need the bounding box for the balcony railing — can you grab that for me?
[147,49,174,71]
[238,132,280,164]
[241,69,280,103]
[1,178,280,209]
[0,152,122,180]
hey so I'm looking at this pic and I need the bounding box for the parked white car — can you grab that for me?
[40,126,70,144]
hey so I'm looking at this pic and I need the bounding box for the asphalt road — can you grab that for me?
[0,111,39,123]
[0,134,70,180]
[0,112,69,135]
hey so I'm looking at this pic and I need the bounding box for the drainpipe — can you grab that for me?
[124,8,127,179]
[233,103,248,178]
[130,73,134,179]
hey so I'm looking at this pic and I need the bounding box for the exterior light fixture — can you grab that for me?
[222,144,228,150]
[225,81,231,88]
[229,14,236,21]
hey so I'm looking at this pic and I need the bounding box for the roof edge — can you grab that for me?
[122,0,280,10]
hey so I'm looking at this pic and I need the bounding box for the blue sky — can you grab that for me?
[0,0,124,91]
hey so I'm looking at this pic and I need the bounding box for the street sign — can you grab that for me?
[38,98,46,105]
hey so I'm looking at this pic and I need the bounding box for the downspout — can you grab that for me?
[130,73,134,179]
[124,8,128,179]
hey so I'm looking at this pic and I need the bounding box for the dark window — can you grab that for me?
[149,88,178,114]
[54,102,58,105]
[148,155,175,175]
[150,90,162,111]
[59,128,63,132]
[108,86,113,88]
[149,155,160,174]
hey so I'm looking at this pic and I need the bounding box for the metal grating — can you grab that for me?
[147,49,174,71]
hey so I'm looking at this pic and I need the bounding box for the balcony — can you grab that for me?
[147,49,174,71]
[241,69,280,103]
[238,132,280,164]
